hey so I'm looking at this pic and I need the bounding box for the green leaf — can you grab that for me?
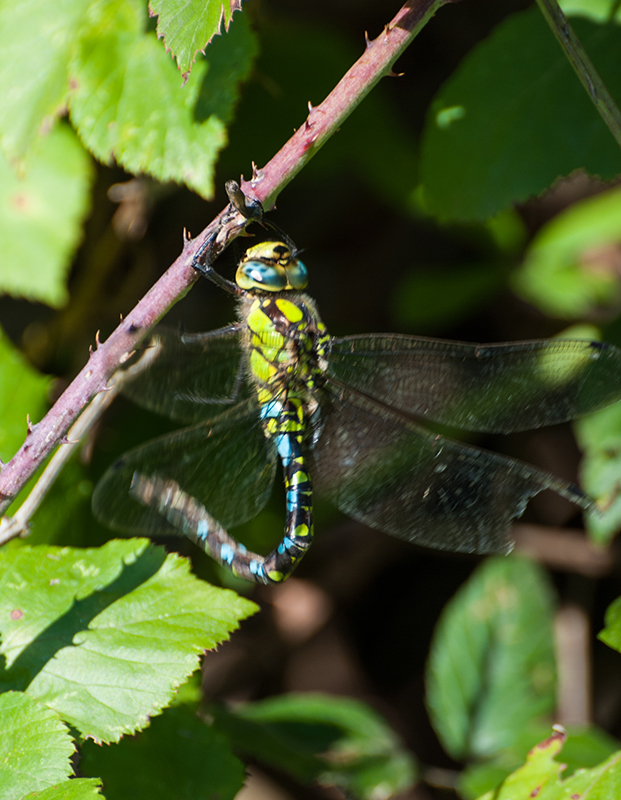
[575,402,621,546]
[560,0,621,22]
[598,595,621,653]
[461,722,620,798]
[150,0,242,77]
[0,692,76,799]
[0,0,86,163]
[214,693,417,800]
[0,124,93,308]
[80,702,244,800]
[0,540,257,743]
[419,9,621,221]
[475,727,567,800]
[23,780,103,800]
[512,186,621,319]
[69,5,256,199]
[475,730,621,800]
[0,329,49,462]
[426,556,556,761]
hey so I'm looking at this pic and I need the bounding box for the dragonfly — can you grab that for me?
[93,224,621,584]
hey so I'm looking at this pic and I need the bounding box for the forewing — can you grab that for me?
[329,335,621,433]
[121,326,248,424]
[93,398,276,535]
[310,385,590,554]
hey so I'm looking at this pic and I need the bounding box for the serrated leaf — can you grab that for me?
[419,10,621,221]
[461,722,620,798]
[0,124,93,308]
[80,702,244,800]
[575,403,621,546]
[23,779,103,800]
[214,693,417,800]
[476,727,567,800]
[0,328,49,462]
[475,730,621,800]
[426,557,556,761]
[0,540,257,743]
[512,186,621,319]
[69,8,256,198]
[150,0,242,77]
[0,692,76,800]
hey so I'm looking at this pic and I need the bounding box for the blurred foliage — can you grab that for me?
[1,0,621,798]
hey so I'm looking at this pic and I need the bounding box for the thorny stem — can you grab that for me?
[535,0,621,149]
[0,0,449,521]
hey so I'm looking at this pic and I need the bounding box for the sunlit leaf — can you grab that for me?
[0,692,76,800]
[0,124,93,307]
[0,540,257,743]
[512,186,621,319]
[150,0,243,77]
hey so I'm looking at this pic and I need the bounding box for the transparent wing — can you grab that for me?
[329,335,621,433]
[121,326,248,424]
[310,384,591,554]
[93,398,276,535]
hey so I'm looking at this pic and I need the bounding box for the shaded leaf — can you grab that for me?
[80,702,244,800]
[419,10,621,221]
[0,540,257,743]
[0,691,76,800]
[150,0,242,77]
[214,693,417,800]
[0,124,94,307]
[576,402,621,546]
[426,557,556,760]
[0,328,49,462]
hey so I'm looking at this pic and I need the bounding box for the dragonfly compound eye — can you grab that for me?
[285,259,308,290]
[236,260,288,291]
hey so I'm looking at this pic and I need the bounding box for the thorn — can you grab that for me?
[95,330,101,348]
[387,69,405,78]
[307,100,314,114]
[364,31,372,49]
[61,436,80,445]
[89,344,93,355]
[120,312,124,322]
[26,414,36,434]
[119,350,135,364]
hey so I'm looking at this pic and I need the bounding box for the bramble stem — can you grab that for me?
[535,0,621,149]
[0,0,449,515]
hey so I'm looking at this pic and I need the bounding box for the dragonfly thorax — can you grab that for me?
[236,241,308,291]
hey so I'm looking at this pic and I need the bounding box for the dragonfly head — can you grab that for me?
[236,241,308,292]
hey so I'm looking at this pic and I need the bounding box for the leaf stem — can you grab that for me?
[535,0,621,149]
[0,0,449,515]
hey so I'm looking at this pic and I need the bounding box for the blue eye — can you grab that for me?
[286,260,308,290]
[236,261,287,291]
